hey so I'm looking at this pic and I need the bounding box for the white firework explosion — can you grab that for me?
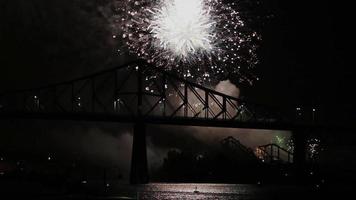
[113,0,261,85]
[149,0,215,59]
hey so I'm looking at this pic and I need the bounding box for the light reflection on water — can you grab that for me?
[82,182,315,199]
[123,183,285,200]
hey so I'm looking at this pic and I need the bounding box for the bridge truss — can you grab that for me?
[0,60,288,129]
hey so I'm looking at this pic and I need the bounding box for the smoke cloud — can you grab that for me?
[214,80,240,98]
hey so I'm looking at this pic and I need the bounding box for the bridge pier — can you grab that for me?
[293,129,307,183]
[130,121,149,184]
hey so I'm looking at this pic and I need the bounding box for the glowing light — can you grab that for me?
[115,0,261,85]
[307,138,321,160]
[150,0,215,58]
[114,98,122,111]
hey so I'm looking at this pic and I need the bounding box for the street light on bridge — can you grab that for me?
[312,108,316,122]
[76,96,82,108]
[33,95,40,109]
[114,98,123,112]
[295,107,302,120]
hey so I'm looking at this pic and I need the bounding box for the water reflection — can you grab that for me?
[131,183,250,199]
[110,183,309,200]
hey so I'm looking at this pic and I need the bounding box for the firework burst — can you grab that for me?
[113,0,261,85]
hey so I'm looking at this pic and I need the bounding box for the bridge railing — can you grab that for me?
[255,143,293,164]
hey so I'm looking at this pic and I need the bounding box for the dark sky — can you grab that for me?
[0,0,353,125]
[247,0,353,124]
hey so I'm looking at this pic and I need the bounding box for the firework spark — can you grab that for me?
[114,0,260,85]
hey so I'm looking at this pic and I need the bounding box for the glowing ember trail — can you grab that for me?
[114,0,261,85]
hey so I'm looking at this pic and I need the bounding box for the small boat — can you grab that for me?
[193,186,199,193]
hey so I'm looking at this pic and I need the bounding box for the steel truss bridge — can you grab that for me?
[0,60,309,183]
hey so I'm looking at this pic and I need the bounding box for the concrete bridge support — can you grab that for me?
[130,122,149,184]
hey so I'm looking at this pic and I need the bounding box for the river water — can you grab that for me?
[100,183,318,200]
[0,181,322,199]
